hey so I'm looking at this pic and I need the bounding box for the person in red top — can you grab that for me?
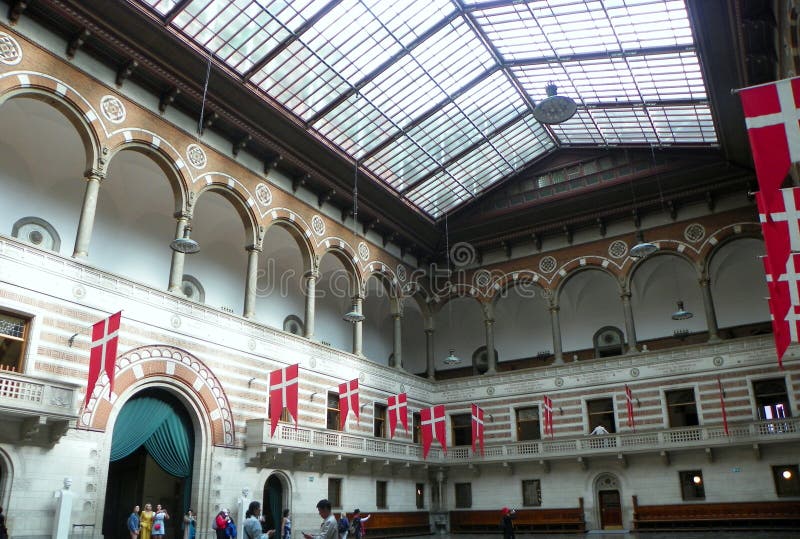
[215,509,232,539]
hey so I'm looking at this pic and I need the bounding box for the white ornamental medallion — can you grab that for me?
[255,183,272,206]
[311,215,325,236]
[0,33,22,65]
[396,264,407,282]
[358,242,370,261]
[608,240,628,259]
[539,256,557,274]
[186,144,207,169]
[684,223,705,243]
[100,95,126,124]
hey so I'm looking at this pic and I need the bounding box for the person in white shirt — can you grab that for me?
[590,425,609,435]
[242,501,275,539]
[302,500,338,539]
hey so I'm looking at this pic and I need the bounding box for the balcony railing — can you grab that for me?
[247,417,800,466]
[0,370,78,418]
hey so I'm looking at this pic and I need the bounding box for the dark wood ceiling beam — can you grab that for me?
[164,0,191,24]
[242,0,343,81]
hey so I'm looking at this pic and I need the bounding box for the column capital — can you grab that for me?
[85,169,106,182]
[305,268,320,280]
[485,317,495,325]
[620,291,632,301]
[392,312,403,321]
[352,293,365,302]
[173,210,193,220]
[425,328,435,335]
[698,276,711,287]
[549,304,560,313]
[246,244,263,253]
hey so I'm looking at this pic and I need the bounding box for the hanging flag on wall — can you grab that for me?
[737,76,800,366]
[624,384,636,431]
[268,364,299,436]
[543,395,554,437]
[717,377,729,436]
[387,392,408,438]
[471,403,485,456]
[420,404,446,459]
[84,311,122,408]
[338,378,359,429]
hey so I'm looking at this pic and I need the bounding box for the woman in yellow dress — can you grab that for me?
[140,503,155,539]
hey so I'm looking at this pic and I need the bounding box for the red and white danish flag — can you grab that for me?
[84,311,122,408]
[738,77,800,198]
[338,378,359,429]
[624,385,635,430]
[543,395,554,437]
[387,392,408,438]
[420,404,446,459]
[471,404,485,456]
[268,364,299,436]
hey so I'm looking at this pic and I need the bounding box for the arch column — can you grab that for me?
[392,312,403,370]
[549,303,564,365]
[304,268,319,338]
[167,212,191,293]
[425,322,435,380]
[699,277,722,342]
[73,170,105,258]
[352,294,364,356]
[482,302,497,374]
[243,245,262,318]
[620,291,639,353]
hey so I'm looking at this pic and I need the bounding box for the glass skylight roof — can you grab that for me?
[135,0,718,219]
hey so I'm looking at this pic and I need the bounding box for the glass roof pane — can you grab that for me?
[405,171,472,217]
[647,104,717,144]
[408,103,481,165]
[365,135,440,191]
[139,0,180,16]
[251,40,351,120]
[549,109,605,144]
[456,70,528,135]
[313,95,400,159]
[489,115,556,169]
[171,1,329,74]
[588,107,659,144]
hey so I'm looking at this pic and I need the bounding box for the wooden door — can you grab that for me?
[599,489,622,529]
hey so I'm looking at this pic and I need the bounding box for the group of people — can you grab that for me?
[128,503,197,539]
[298,500,370,539]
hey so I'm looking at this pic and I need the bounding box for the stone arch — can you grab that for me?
[80,345,235,447]
[492,274,550,306]
[556,265,623,305]
[591,471,624,530]
[320,244,363,295]
[105,140,189,214]
[0,445,15,513]
[365,267,402,307]
[552,256,623,292]
[699,223,762,277]
[264,217,315,273]
[624,249,699,293]
[195,181,260,247]
[0,83,100,176]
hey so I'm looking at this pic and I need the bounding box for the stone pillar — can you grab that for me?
[167,213,191,293]
[549,304,564,364]
[621,291,639,353]
[392,312,403,370]
[484,318,497,374]
[352,295,364,356]
[304,269,319,338]
[73,171,104,258]
[243,245,261,318]
[425,327,435,380]
[237,488,250,533]
[699,277,721,342]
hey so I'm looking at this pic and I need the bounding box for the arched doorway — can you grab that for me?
[263,473,289,535]
[594,473,623,530]
[103,388,196,539]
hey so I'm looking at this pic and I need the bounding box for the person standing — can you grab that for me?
[243,501,275,539]
[152,504,169,538]
[302,499,337,539]
[280,509,291,539]
[500,507,516,539]
[183,509,197,539]
[0,506,8,539]
[350,509,370,539]
[215,509,231,539]
[128,505,141,539]
[336,512,349,539]
[140,504,155,539]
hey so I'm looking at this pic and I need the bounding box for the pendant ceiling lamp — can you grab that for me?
[630,230,658,258]
[671,300,693,321]
[442,213,461,365]
[169,226,200,254]
[344,100,365,324]
[533,83,578,124]
[443,349,461,365]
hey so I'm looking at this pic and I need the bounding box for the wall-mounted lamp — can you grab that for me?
[247,377,256,388]
[309,392,318,402]
[488,414,494,423]
[636,398,641,407]
[67,333,79,347]
[558,407,564,415]
[360,403,367,412]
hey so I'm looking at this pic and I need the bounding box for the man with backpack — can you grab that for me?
[349,510,370,539]
[336,512,349,539]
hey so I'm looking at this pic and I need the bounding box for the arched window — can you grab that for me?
[593,326,624,358]
[11,216,61,252]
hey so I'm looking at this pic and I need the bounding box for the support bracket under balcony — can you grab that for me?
[705,447,714,462]
[752,443,761,460]
[660,450,670,466]
[617,453,627,468]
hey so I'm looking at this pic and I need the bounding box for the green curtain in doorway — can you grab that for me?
[110,396,193,478]
[268,480,282,534]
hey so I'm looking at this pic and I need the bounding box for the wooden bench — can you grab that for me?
[350,511,431,539]
[632,496,800,531]
[450,500,585,534]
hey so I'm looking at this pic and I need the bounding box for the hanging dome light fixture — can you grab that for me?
[630,230,658,259]
[443,348,461,365]
[170,226,200,254]
[533,82,578,124]
[343,302,366,324]
[671,300,693,321]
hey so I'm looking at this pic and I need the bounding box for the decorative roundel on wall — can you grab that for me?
[684,223,706,243]
[100,95,126,124]
[400,383,406,393]
[396,264,407,282]
[0,32,22,65]
[475,269,491,287]
[255,183,272,206]
[539,255,557,274]
[608,240,628,259]
[713,356,724,367]
[555,377,564,387]
[358,242,370,261]
[170,315,182,329]
[186,144,207,169]
[247,339,257,351]
[311,214,326,236]
[630,367,640,378]
[72,284,86,299]
[486,386,495,396]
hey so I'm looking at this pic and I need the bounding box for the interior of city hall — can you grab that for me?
[0,1,798,538]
